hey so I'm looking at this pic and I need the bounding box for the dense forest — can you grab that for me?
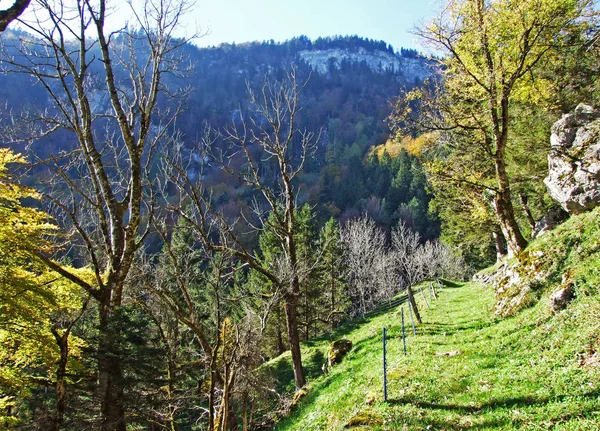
[0,30,439,239]
[1,0,599,429]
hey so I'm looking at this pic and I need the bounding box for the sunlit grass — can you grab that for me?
[271,208,600,430]
[272,281,599,430]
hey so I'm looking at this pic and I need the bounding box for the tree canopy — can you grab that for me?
[397,0,596,256]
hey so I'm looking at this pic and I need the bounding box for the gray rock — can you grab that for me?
[533,206,569,238]
[544,104,600,214]
[550,283,574,312]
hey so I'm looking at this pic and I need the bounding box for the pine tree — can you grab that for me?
[316,218,348,330]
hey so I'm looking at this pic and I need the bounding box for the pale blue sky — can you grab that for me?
[0,0,441,51]
[183,0,441,51]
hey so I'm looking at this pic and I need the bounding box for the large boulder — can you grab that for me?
[544,104,600,214]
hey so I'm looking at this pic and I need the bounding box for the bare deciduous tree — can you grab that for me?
[0,0,194,428]
[342,216,388,317]
[391,221,423,323]
[164,70,319,390]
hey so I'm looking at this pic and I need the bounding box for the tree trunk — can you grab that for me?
[330,268,337,331]
[283,197,306,389]
[276,325,286,355]
[51,330,69,431]
[98,293,126,431]
[406,286,422,324]
[493,190,528,256]
[284,291,306,389]
[166,353,179,431]
[490,97,528,256]
[493,153,528,256]
[519,192,537,235]
[98,341,126,431]
[493,230,507,262]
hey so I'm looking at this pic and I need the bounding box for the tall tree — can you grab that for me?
[166,71,319,389]
[0,149,91,429]
[399,0,593,255]
[316,217,348,330]
[0,0,193,428]
[341,216,389,317]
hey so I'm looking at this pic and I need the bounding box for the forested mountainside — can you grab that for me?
[2,0,600,429]
[1,32,440,238]
[0,22,449,430]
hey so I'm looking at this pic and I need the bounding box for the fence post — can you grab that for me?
[383,327,388,402]
[401,308,407,355]
[422,288,430,310]
[408,301,416,335]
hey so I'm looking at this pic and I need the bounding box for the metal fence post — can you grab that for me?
[401,308,407,355]
[383,327,388,402]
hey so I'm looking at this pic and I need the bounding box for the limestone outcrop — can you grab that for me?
[544,104,600,214]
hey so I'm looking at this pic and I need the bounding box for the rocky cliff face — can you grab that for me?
[544,104,600,214]
[298,48,433,81]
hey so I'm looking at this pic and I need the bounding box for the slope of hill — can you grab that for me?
[269,207,600,430]
[1,32,439,234]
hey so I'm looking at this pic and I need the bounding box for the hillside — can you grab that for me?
[1,32,439,234]
[270,208,600,430]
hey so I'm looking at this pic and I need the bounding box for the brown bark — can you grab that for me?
[285,291,306,389]
[492,153,528,256]
[330,267,337,331]
[406,286,422,324]
[276,325,286,355]
[0,0,30,31]
[519,192,537,234]
[489,94,528,256]
[98,297,126,431]
[51,330,69,431]
[493,230,507,262]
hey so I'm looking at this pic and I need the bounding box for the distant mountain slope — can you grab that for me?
[1,32,440,235]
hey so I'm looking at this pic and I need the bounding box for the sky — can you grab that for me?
[0,0,441,52]
[181,0,441,51]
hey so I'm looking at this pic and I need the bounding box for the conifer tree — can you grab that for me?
[316,218,348,330]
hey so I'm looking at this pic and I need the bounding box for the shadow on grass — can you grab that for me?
[417,320,495,336]
[387,415,509,430]
[390,389,600,411]
[439,278,465,288]
[385,390,600,430]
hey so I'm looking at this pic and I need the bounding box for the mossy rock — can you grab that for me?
[328,338,353,367]
[290,388,308,408]
[344,410,383,428]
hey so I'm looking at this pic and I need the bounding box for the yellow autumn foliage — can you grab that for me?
[0,149,92,426]
[371,133,440,159]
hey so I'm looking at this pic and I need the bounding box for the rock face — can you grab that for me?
[550,273,575,313]
[328,338,353,367]
[298,48,433,81]
[544,104,600,214]
[532,206,569,238]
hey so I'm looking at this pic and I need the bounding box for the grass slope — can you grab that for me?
[272,209,600,430]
